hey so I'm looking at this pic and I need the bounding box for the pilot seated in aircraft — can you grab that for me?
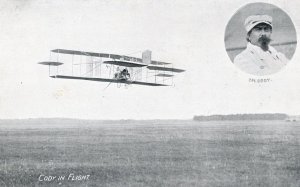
[114,68,130,80]
[120,68,130,80]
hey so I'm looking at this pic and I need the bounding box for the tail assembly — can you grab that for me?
[142,50,151,64]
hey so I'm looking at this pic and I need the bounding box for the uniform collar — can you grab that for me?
[247,42,277,55]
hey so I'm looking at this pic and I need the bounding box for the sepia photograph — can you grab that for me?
[0,0,300,186]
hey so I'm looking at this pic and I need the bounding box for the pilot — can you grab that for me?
[234,15,288,76]
[120,68,130,80]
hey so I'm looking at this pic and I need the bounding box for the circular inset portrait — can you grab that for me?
[224,3,297,76]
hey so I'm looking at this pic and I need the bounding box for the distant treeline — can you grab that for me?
[193,113,288,121]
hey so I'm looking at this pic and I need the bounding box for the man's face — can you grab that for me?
[248,23,272,50]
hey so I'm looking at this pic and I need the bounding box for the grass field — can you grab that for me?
[0,120,299,186]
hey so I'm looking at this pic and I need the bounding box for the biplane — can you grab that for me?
[39,49,184,87]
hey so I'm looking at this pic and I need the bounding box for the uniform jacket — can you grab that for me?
[234,42,288,76]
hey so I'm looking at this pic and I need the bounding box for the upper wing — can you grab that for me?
[51,49,171,65]
[50,75,168,86]
[52,49,111,58]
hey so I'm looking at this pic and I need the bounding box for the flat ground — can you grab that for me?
[0,120,299,187]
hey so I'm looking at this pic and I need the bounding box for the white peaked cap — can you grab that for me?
[244,15,272,32]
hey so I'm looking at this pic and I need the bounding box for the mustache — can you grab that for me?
[258,35,271,44]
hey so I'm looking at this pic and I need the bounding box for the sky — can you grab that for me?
[0,0,299,119]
